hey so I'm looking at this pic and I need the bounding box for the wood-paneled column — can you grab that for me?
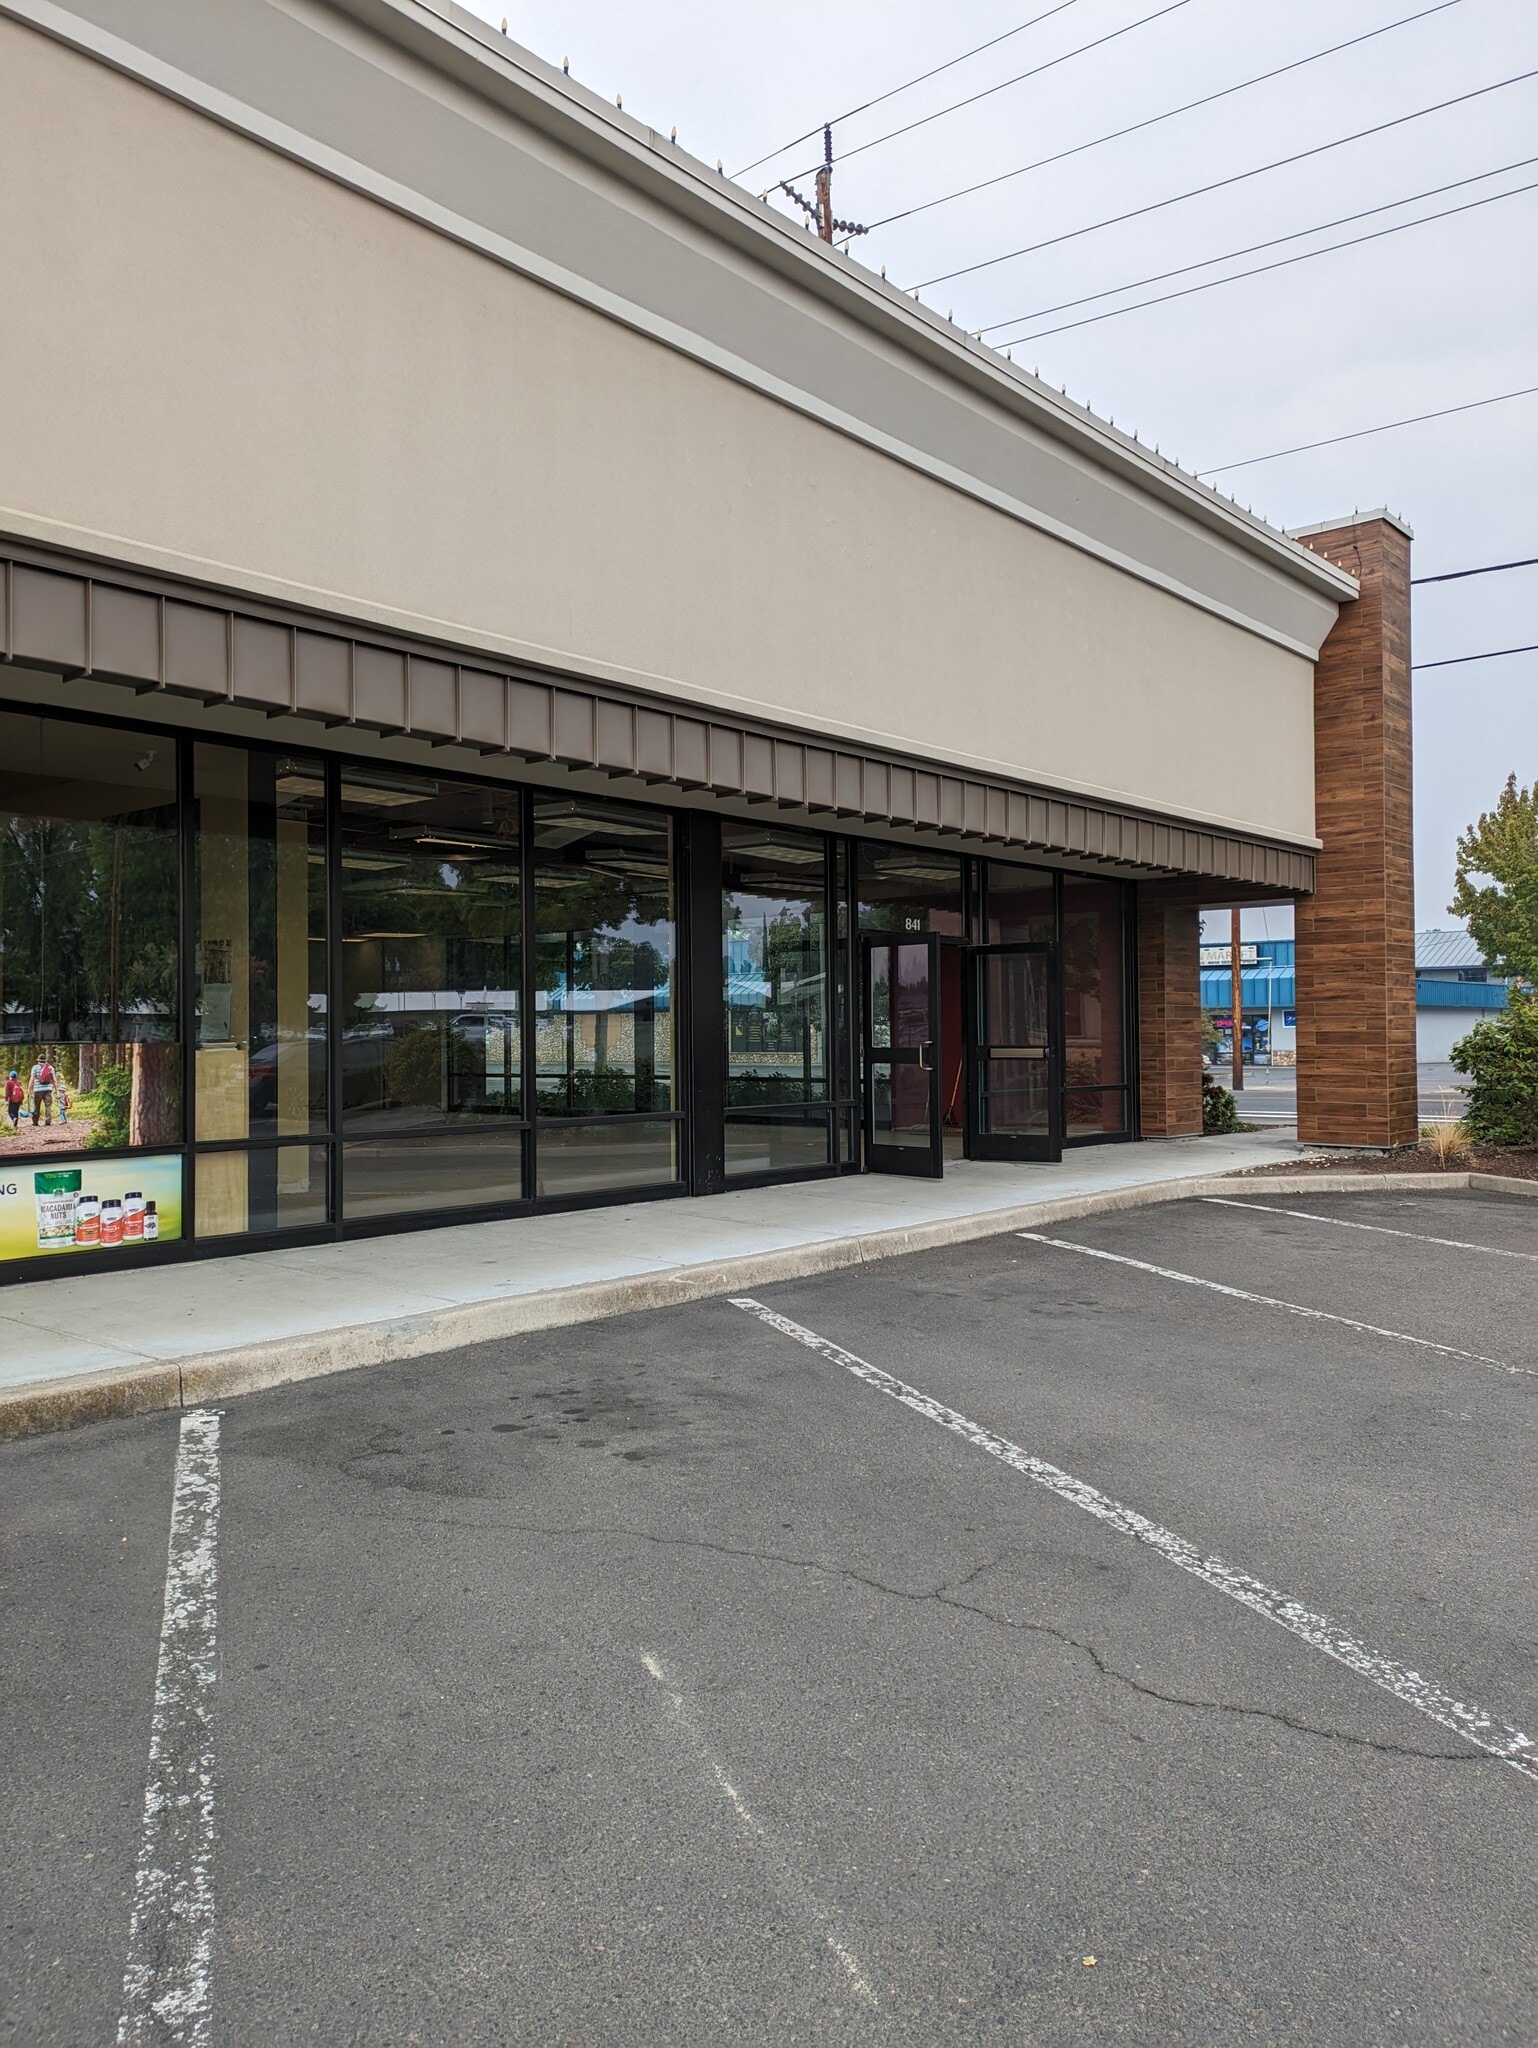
[1293,513,1417,1147]
[1135,884,1202,1137]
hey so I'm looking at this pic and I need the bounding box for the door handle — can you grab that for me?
[917,1041,934,1070]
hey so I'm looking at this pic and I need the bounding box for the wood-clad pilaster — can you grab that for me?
[1294,515,1417,1147]
[1136,884,1203,1137]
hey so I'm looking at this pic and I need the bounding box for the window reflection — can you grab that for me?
[195,747,329,1236]
[723,825,827,1107]
[533,798,673,1116]
[195,748,327,1143]
[0,710,180,1153]
[857,845,963,935]
[340,771,522,1133]
[986,862,1056,945]
[1063,876,1127,1135]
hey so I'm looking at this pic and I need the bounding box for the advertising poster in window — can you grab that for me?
[0,1155,183,1263]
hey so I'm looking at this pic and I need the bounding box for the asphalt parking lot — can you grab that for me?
[4,1190,1535,2047]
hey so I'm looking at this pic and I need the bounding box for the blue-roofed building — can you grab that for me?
[1199,922,1513,1072]
[1200,936,1297,1066]
[1414,929,1509,1062]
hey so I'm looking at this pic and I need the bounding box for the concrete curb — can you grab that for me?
[2,1169,1532,1441]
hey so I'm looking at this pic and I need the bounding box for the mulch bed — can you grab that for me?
[1232,1144,1538,1182]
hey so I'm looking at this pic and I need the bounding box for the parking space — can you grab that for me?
[2,1191,1534,2046]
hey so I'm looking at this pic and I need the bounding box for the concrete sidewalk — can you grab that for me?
[0,1131,1347,1434]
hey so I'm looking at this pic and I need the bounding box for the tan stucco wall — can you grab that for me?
[0,19,1317,843]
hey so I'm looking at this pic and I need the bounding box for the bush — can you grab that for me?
[1452,991,1538,1146]
[1202,1072,1240,1133]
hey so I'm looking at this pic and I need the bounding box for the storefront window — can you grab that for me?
[533,797,673,1120]
[1062,875,1128,1137]
[723,826,827,1106]
[340,771,522,1137]
[857,844,964,936]
[195,746,329,1234]
[0,710,180,1156]
[722,823,830,1180]
[986,862,1056,945]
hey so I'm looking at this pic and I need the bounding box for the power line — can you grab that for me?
[978,158,1537,336]
[831,0,1193,169]
[1413,556,1538,584]
[991,179,1538,345]
[1198,391,1538,479]
[1414,645,1538,669]
[858,0,1464,241]
[731,0,1080,181]
[912,62,1535,290]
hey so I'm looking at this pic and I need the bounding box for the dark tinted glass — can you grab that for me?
[195,748,327,1163]
[986,862,1056,945]
[723,825,827,1107]
[1064,1087,1128,1138]
[533,1118,676,1197]
[197,1146,330,1236]
[1062,876,1126,1092]
[340,771,522,1134]
[725,1111,831,1178]
[857,844,963,936]
[343,1130,525,1221]
[0,710,180,1150]
[534,798,673,1116]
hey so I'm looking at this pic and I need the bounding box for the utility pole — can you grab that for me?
[1230,907,1245,1094]
[776,127,867,246]
[815,124,834,242]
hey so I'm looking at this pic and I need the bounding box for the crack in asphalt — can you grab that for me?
[346,1500,1494,1764]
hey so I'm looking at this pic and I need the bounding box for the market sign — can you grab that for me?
[1200,943,1259,967]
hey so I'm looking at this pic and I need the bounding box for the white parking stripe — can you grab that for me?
[641,1650,879,2007]
[1018,1234,1533,1380]
[729,1298,1537,1781]
[1204,1195,1538,1261]
[117,1410,222,2048]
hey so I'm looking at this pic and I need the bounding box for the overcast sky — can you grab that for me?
[463,0,1536,929]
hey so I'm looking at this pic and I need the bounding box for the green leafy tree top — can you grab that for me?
[1449,774,1538,984]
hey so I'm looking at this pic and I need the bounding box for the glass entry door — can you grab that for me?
[862,935,943,1177]
[969,943,1060,1162]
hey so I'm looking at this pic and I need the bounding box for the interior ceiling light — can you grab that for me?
[870,858,960,884]
[342,772,439,803]
[344,930,426,941]
[726,837,825,865]
[391,823,518,847]
[535,802,665,840]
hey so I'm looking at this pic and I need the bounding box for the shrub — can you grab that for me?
[1202,1072,1239,1134]
[1452,991,1538,1147]
[383,1027,443,1109]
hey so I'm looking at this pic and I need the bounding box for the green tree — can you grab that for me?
[1449,774,1538,983]
[1452,993,1538,1147]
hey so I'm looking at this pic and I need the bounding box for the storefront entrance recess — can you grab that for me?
[861,936,1062,1175]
